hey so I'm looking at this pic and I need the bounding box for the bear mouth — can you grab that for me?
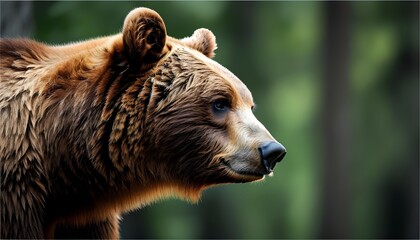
[220,158,265,181]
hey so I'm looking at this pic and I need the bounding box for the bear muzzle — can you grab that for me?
[218,140,286,181]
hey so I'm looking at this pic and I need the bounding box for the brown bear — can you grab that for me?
[0,7,286,239]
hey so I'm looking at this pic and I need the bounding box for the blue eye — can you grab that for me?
[212,99,230,113]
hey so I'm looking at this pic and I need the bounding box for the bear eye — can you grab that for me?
[212,99,230,114]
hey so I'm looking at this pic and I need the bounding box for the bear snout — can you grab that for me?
[219,141,286,181]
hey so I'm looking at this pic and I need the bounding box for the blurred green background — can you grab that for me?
[1,1,418,239]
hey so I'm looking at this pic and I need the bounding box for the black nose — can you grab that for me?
[259,141,287,172]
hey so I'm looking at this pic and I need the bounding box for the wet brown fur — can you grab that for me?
[0,8,272,239]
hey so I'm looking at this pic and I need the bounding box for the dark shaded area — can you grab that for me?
[319,2,352,238]
[376,3,419,238]
[0,1,33,37]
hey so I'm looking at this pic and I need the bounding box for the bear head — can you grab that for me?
[105,8,286,201]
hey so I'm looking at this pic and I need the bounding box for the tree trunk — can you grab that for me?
[0,1,33,37]
[319,2,353,238]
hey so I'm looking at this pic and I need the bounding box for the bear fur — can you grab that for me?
[0,8,285,238]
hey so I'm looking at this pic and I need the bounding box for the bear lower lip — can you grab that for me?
[220,159,266,178]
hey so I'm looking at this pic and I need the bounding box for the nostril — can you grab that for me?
[259,141,287,172]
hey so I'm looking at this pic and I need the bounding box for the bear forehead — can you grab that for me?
[169,43,254,108]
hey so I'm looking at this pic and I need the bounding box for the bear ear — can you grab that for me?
[122,8,167,69]
[181,28,217,58]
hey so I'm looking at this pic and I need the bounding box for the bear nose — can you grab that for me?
[259,141,287,173]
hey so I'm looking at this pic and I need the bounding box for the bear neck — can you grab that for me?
[40,38,183,194]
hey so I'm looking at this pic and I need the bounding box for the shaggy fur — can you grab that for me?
[0,8,280,238]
